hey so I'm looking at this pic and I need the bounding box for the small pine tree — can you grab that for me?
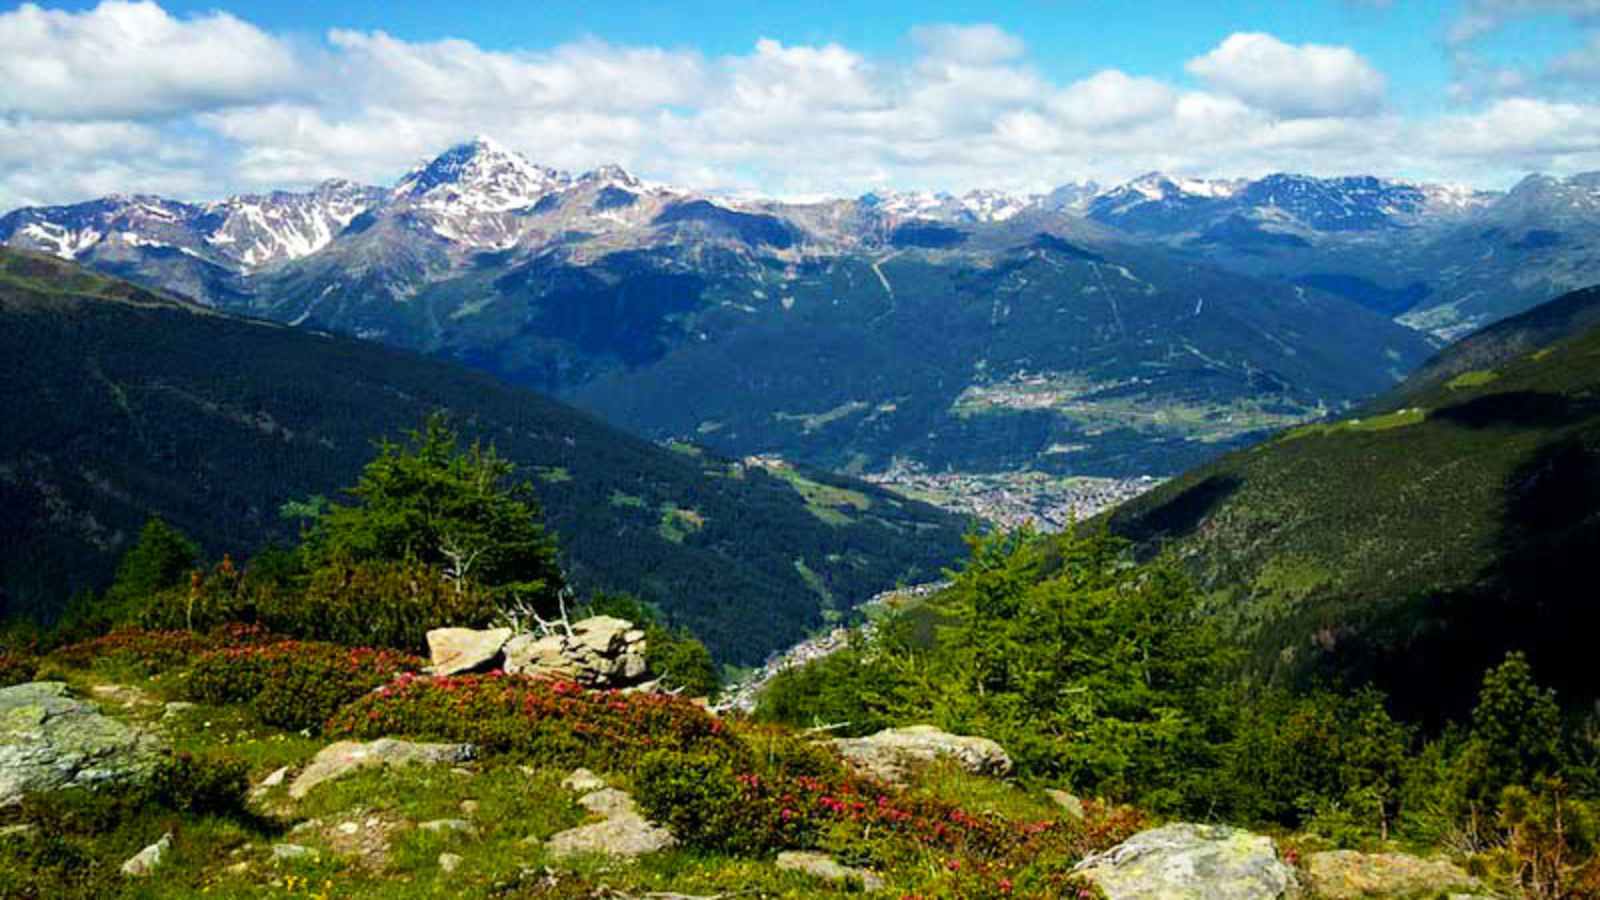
[1468,651,1563,807]
[311,413,565,614]
[99,517,200,623]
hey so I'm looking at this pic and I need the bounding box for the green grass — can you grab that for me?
[1446,369,1501,390]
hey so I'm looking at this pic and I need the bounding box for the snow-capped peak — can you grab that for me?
[393,137,567,213]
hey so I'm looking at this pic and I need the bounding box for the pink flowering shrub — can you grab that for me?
[324,672,739,768]
[52,623,276,675]
[186,640,422,731]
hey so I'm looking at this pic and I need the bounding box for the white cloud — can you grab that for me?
[0,1,299,119]
[909,24,1025,65]
[4,4,1600,210]
[1186,32,1387,118]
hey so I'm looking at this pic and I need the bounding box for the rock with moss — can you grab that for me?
[831,724,1011,784]
[1303,850,1480,899]
[0,682,164,806]
[1073,823,1299,899]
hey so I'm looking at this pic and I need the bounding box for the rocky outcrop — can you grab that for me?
[776,851,886,892]
[502,616,651,688]
[832,725,1012,784]
[288,739,476,800]
[1304,850,1480,899]
[1073,823,1299,899]
[0,682,164,806]
[426,627,512,676]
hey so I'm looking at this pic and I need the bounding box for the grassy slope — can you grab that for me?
[0,249,966,663]
[1107,285,1600,719]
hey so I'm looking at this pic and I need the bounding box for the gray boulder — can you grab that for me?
[288,739,476,799]
[1073,823,1299,899]
[832,725,1011,784]
[0,682,164,806]
[426,627,511,676]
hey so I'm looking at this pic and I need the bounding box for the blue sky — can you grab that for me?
[2,0,1600,207]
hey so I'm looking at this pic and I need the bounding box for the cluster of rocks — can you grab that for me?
[426,616,654,689]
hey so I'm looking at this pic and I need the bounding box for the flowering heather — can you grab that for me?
[186,640,422,732]
[52,623,277,674]
[326,672,738,768]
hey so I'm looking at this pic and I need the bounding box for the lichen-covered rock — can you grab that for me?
[1304,850,1479,899]
[576,787,638,818]
[832,725,1012,784]
[776,850,886,892]
[0,682,164,806]
[426,627,511,676]
[288,738,476,799]
[1073,823,1299,899]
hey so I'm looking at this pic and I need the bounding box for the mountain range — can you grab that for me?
[4,138,1489,480]
[0,247,966,663]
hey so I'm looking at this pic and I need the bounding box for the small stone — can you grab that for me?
[365,817,381,829]
[420,818,476,836]
[577,788,638,818]
[459,799,480,816]
[223,861,252,876]
[1045,788,1085,820]
[438,852,463,873]
[162,701,197,719]
[337,822,360,836]
[290,818,322,834]
[561,768,606,792]
[121,832,172,877]
[257,766,289,789]
[272,843,318,862]
[777,850,885,892]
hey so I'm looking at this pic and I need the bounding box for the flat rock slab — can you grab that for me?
[289,738,476,799]
[1305,850,1480,899]
[0,682,164,806]
[546,811,675,859]
[426,627,511,676]
[777,850,886,892]
[1073,823,1299,900]
[832,724,1012,784]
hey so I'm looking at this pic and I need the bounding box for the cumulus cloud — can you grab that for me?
[0,1,299,119]
[1186,32,1387,118]
[3,3,1600,210]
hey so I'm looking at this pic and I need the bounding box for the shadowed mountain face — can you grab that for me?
[0,248,967,663]
[1,143,1443,479]
[1108,283,1600,721]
